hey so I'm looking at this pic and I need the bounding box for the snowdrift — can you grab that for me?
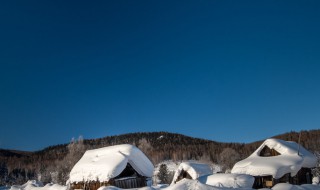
[99,179,320,190]
[6,179,320,190]
[9,181,66,190]
[198,173,254,188]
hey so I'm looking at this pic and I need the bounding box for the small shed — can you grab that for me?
[171,162,213,184]
[231,138,317,188]
[69,144,154,190]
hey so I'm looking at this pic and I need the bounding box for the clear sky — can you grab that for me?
[1,1,320,151]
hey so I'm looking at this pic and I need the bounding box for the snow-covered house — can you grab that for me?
[69,144,154,190]
[231,138,317,188]
[172,162,213,184]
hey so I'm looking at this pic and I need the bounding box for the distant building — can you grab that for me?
[171,162,213,184]
[231,138,317,188]
[69,144,154,190]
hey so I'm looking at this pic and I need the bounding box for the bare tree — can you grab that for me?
[219,148,240,172]
[56,136,86,184]
[312,151,320,183]
[138,138,152,154]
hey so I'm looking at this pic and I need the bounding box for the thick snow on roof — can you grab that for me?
[198,174,254,188]
[171,162,213,183]
[69,144,154,183]
[231,138,317,179]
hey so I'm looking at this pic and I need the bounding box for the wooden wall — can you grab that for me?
[70,177,147,190]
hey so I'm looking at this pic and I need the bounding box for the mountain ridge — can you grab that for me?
[1,129,320,157]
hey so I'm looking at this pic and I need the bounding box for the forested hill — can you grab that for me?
[0,130,320,185]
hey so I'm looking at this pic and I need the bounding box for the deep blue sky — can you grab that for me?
[1,1,320,151]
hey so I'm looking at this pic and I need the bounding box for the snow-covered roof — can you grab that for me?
[172,162,213,183]
[231,138,317,179]
[69,144,154,183]
[198,173,254,188]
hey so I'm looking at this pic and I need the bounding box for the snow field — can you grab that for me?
[7,179,320,190]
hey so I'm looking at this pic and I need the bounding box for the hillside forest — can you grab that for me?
[0,130,320,186]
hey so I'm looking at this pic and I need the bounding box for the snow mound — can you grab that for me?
[170,180,319,190]
[172,162,213,184]
[99,179,231,190]
[272,183,320,190]
[10,180,43,190]
[9,181,66,190]
[167,179,256,190]
[167,179,217,190]
[198,173,254,188]
[98,186,156,190]
[231,138,317,179]
[69,144,154,183]
[313,177,320,185]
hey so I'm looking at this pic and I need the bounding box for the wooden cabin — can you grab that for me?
[175,169,193,182]
[69,144,154,190]
[172,162,213,184]
[231,139,317,189]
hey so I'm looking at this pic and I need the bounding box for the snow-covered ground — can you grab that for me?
[8,181,67,190]
[6,179,320,190]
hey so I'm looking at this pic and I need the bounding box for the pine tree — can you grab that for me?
[0,163,8,185]
[157,164,169,184]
